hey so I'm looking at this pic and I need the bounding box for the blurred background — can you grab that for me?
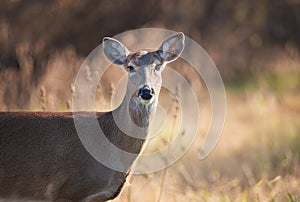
[0,0,300,201]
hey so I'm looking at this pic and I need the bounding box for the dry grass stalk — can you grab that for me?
[109,82,115,98]
[156,83,182,202]
[67,83,75,110]
[40,86,47,111]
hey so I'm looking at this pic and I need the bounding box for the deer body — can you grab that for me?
[0,111,140,201]
[0,33,184,202]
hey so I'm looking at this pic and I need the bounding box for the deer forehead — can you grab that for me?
[126,51,162,67]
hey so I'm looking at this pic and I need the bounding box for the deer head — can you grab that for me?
[102,33,185,127]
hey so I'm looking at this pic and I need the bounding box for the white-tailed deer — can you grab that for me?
[0,33,185,202]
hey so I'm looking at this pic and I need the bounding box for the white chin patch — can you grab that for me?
[139,97,154,105]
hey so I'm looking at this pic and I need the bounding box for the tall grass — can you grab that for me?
[0,40,299,202]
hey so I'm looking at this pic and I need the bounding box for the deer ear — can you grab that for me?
[102,37,129,65]
[157,32,185,63]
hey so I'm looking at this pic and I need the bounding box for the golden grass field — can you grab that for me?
[114,66,300,201]
[0,42,299,202]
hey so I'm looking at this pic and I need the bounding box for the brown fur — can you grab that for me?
[0,111,143,201]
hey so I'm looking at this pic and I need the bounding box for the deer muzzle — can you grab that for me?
[138,85,155,101]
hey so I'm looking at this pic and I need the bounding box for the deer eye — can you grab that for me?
[127,65,135,72]
[155,65,161,71]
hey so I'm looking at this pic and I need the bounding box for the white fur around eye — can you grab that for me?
[129,71,136,75]
[128,70,137,77]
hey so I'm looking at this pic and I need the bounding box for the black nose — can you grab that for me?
[138,86,153,100]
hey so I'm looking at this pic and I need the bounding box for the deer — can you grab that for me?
[0,32,185,202]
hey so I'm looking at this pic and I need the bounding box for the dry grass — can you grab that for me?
[113,87,300,202]
[0,40,299,202]
[112,58,300,201]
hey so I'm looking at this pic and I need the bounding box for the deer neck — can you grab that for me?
[113,92,158,140]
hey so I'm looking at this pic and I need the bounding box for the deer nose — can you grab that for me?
[138,85,154,100]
